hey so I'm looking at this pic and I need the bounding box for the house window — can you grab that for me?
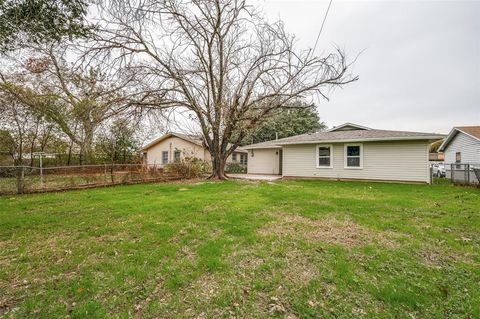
[455,152,462,169]
[232,153,237,162]
[162,151,169,164]
[316,144,333,168]
[250,150,254,157]
[174,150,181,162]
[345,144,363,168]
[240,154,248,166]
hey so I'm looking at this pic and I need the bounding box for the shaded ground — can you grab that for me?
[0,180,479,318]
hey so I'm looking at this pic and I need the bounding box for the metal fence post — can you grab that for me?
[466,164,470,184]
[429,164,433,184]
[39,155,44,189]
[451,164,454,183]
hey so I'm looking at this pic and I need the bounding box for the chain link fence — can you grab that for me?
[445,163,480,186]
[0,164,181,195]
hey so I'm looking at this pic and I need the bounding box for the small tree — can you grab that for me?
[96,119,142,164]
[94,0,357,179]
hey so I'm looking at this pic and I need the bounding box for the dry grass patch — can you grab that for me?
[258,213,399,248]
[419,248,477,268]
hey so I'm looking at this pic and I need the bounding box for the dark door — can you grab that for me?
[278,149,283,175]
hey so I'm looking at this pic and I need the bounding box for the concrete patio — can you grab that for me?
[228,174,282,181]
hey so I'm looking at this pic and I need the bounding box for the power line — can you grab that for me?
[311,0,333,56]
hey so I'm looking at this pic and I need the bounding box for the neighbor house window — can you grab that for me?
[162,151,169,164]
[316,144,333,168]
[455,152,461,163]
[345,144,363,168]
[232,153,237,162]
[240,154,248,166]
[174,150,181,162]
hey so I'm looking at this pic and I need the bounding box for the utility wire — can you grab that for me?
[311,0,333,56]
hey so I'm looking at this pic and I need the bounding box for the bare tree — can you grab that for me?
[92,0,357,179]
[0,44,151,164]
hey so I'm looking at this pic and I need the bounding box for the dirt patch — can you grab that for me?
[258,214,398,248]
[185,274,220,301]
[419,248,476,268]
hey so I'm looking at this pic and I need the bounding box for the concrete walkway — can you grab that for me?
[229,174,282,181]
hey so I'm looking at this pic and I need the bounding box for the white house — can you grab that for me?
[243,123,445,184]
[438,126,480,183]
[438,126,480,165]
[142,132,248,166]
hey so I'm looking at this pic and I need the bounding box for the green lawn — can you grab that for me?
[0,180,479,318]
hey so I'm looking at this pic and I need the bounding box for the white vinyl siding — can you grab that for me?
[444,132,480,164]
[283,141,430,183]
[247,148,280,175]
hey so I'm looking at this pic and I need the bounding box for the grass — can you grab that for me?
[0,179,479,318]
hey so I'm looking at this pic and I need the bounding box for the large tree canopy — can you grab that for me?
[244,101,326,145]
[93,0,357,179]
[0,0,90,52]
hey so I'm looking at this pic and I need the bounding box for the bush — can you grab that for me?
[164,157,211,178]
[225,162,247,174]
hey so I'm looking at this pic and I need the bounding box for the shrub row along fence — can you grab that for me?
[0,164,181,195]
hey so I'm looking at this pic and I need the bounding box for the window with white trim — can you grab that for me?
[232,153,237,162]
[316,144,333,168]
[345,144,362,168]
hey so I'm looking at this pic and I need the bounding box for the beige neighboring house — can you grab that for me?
[243,123,445,183]
[142,132,248,166]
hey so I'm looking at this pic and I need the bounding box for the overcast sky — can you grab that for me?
[255,0,479,133]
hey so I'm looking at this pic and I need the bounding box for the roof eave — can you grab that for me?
[438,127,480,152]
[142,133,203,150]
[276,135,446,146]
[438,128,458,152]
[241,145,283,150]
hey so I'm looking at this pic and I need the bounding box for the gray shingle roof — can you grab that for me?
[243,126,445,149]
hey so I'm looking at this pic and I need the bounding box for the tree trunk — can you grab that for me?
[210,153,228,180]
[83,130,94,164]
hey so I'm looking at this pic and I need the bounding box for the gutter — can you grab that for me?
[243,135,445,149]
